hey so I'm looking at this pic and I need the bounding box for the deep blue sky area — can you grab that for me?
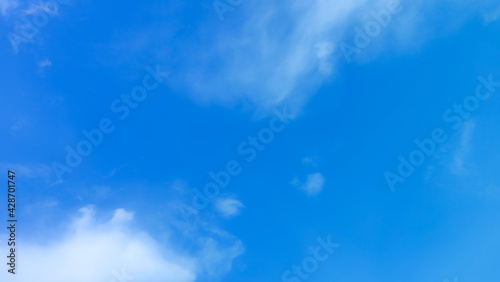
[1,0,500,281]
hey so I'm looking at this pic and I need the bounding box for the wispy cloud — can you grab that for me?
[293,172,326,196]
[484,4,500,23]
[38,58,52,74]
[303,155,320,167]
[39,58,52,68]
[105,0,498,112]
[11,116,31,133]
[215,197,245,218]
[0,0,17,16]
[24,1,59,16]
[196,236,244,277]
[7,0,64,52]
[103,163,128,179]
[110,208,134,224]
[451,121,475,175]
[177,0,371,109]
[1,163,52,179]
[315,41,336,75]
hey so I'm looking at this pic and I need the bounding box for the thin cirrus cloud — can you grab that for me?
[424,121,478,186]
[177,0,372,109]
[95,0,497,112]
[0,205,244,282]
[170,0,500,111]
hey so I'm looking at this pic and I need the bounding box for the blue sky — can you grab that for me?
[1,0,500,281]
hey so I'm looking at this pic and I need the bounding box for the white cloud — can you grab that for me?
[39,58,52,68]
[292,156,325,196]
[315,41,336,75]
[297,172,325,196]
[0,0,17,16]
[38,59,52,74]
[24,1,59,16]
[177,0,372,110]
[7,1,63,52]
[302,155,320,167]
[11,116,30,132]
[452,121,475,175]
[0,205,244,282]
[196,236,244,276]
[111,208,134,224]
[215,197,245,218]
[1,163,52,179]
[106,0,499,112]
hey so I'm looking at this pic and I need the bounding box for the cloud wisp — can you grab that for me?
[292,172,326,197]
[215,197,246,218]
